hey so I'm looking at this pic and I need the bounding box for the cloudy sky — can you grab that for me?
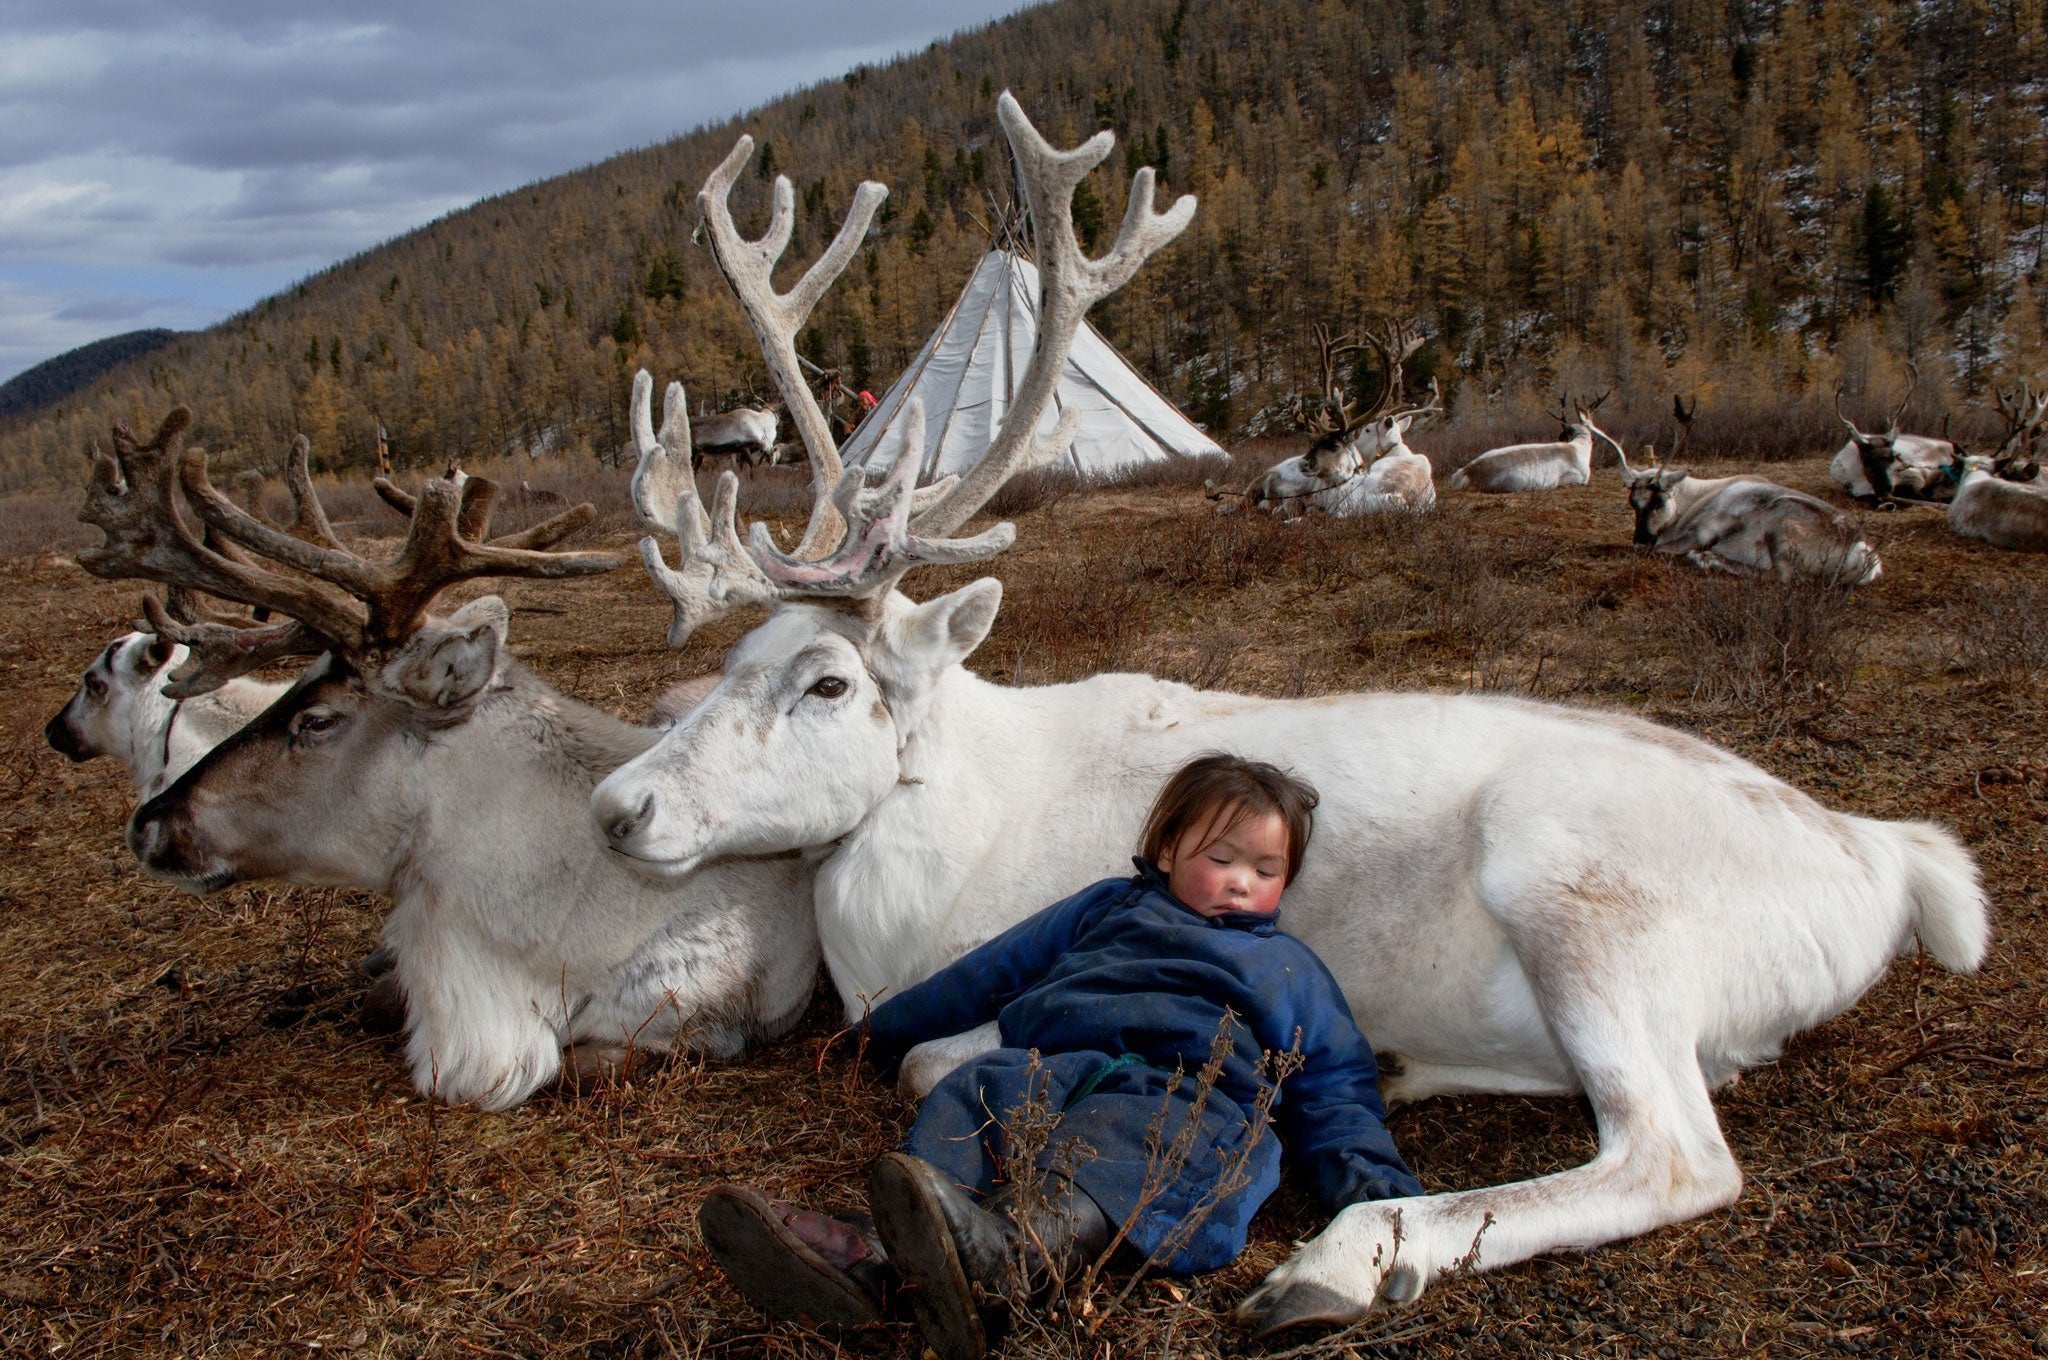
[0,0,1040,384]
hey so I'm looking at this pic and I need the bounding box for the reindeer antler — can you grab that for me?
[1588,420,1637,478]
[1993,381,2047,458]
[1385,375,1443,427]
[1357,316,1426,426]
[1887,362,1919,431]
[909,92,1194,538]
[1670,393,1699,460]
[78,408,618,694]
[627,370,781,646]
[374,463,590,550]
[698,136,889,560]
[1300,323,1364,435]
[78,409,365,664]
[634,93,1193,646]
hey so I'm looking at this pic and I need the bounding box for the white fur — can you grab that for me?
[1828,433,1955,502]
[1253,418,1437,518]
[1626,471,1881,584]
[48,632,286,800]
[1947,459,2048,552]
[1448,421,1595,492]
[127,601,817,1110]
[593,586,1988,1318]
[692,407,780,464]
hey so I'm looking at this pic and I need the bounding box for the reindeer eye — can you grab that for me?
[290,708,345,741]
[85,674,109,699]
[806,676,849,700]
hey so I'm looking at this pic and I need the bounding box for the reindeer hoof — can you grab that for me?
[560,1043,666,1095]
[1235,1281,1364,1337]
[359,944,397,978]
[359,972,406,1036]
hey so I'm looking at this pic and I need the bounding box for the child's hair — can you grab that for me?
[1140,752,1320,884]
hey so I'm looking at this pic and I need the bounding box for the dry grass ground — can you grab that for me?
[1,447,2043,1359]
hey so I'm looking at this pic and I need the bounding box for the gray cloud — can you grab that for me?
[0,0,1039,382]
[54,295,162,323]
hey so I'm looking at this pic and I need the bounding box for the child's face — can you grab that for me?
[1158,807,1291,918]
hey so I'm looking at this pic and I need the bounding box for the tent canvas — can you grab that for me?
[841,250,1222,481]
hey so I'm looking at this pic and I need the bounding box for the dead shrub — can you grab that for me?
[1657,573,1864,716]
[1130,503,1302,589]
[991,1015,1301,1347]
[990,455,1237,517]
[1347,514,1559,690]
[0,490,95,559]
[989,465,1086,516]
[1106,453,1236,491]
[1161,634,1243,690]
[990,557,1153,683]
[1939,581,2048,682]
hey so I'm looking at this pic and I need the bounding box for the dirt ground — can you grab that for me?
[0,450,2043,1359]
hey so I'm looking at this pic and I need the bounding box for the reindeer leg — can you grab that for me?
[1238,888,1742,1333]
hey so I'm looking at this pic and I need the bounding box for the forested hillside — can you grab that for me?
[0,330,179,421]
[4,0,2044,492]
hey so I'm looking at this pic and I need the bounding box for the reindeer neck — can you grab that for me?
[815,664,1179,1008]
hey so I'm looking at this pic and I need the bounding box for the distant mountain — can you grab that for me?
[0,330,181,421]
[2,0,2042,493]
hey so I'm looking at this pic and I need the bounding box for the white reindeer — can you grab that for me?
[590,96,1988,1331]
[46,628,286,801]
[692,405,780,467]
[1946,450,2048,552]
[1597,414,1882,585]
[79,411,818,1111]
[1984,381,2047,486]
[1219,322,1437,518]
[1447,390,1611,492]
[1827,366,1958,504]
[1319,382,1441,516]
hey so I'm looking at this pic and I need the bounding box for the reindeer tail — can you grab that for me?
[1887,819,1990,972]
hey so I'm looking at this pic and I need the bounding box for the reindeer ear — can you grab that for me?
[891,579,1003,674]
[380,595,510,710]
[142,634,176,670]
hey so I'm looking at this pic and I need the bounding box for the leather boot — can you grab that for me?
[985,1173,1113,1298]
[867,1153,1112,1360]
[699,1184,893,1327]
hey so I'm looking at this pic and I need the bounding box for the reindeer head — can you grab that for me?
[592,94,1194,876]
[1547,389,1611,442]
[73,407,618,893]
[44,630,178,767]
[1588,417,1682,542]
[1836,367,1918,497]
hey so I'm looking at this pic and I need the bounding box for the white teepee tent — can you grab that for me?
[841,250,1222,481]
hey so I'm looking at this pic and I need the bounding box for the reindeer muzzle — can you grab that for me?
[44,704,90,762]
[126,797,235,893]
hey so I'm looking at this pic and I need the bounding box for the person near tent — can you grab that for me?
[694,753,1420,1360]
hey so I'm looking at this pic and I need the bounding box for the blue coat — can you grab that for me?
[868,862,1420,1269]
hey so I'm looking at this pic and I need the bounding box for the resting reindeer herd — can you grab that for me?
[44,94,2010,1335]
